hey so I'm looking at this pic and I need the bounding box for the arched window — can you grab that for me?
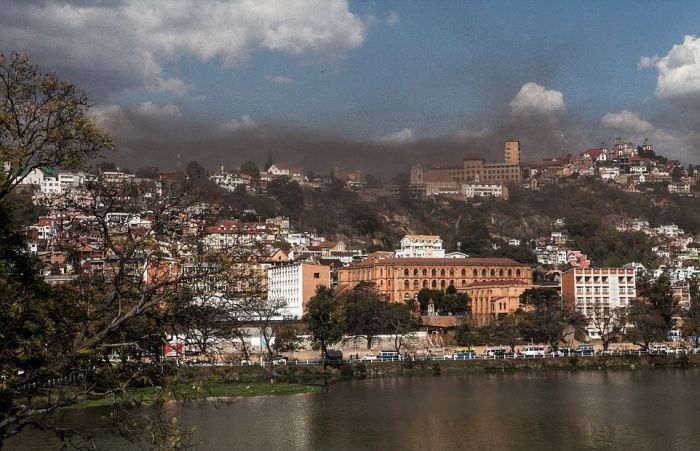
[404,280,409,288]
[413,280,419,288]
[422,269,428,276]
[404,269,409,276]
[508,269,513,277]
[461,279,467,287]
[499,269,504,277]
[432,269,437,277]
[413,269,419,276]
[462,269,467,277]
[449,280,454,287]
[516,269,521,277]
[490,269,495,277]
[473,269,478,277]
[431,280,437,288]
[449,269,454,277]
[481,269,487,277]
[440,269,445,277]
[440,280,446,288]
[423,280,428,288]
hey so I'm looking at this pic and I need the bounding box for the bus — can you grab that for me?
[453,348,477,360]
[377,350,402,362]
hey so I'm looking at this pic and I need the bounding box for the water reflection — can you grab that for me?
[9,369,700,450]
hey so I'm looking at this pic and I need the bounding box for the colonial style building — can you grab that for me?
[337,257,532,303]
[466,279,533,325]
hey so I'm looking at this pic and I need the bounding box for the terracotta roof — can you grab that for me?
[404,234,441,241]
[343,257,529,268]
[465,279,531,288]
[583,148,603,157]
[422,172,455,184]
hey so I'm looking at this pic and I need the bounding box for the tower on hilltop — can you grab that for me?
[504,138,520,165]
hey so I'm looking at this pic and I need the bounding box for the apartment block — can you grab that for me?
[267,262,331,319]
[561,268,636,321]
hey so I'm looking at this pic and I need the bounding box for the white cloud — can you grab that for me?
[640,35,700,100]
[266,75,296,84]
[220,115,257,132]
[134,101,181,118]
[510,82,565,117]
[386,11,400,26]
[0,0,366,95]
[375,128,414,144]
[601,110,653,134]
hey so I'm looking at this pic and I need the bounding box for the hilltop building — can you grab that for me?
[410,139,520,196]
[395,235,445,258]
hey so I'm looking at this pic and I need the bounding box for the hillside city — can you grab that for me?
[10,136,700,362]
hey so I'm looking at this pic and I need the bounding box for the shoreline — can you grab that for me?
[67,354,699,409]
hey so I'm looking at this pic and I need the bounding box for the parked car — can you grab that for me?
[483,347,508,358]
[238,359,252,366]
[361,353,377,362]
[520,346,545,357]
[272,357,287,365]
[323,349,344,365]
[377,350,402,362]
[649,344,669,354]
[453,348,477,360]
[575,345,595,356]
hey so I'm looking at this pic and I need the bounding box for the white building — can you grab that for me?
[561,268,636,322]
[267,263,330,319]
[599,167,620,180]
[462,183,508,199]
[210,172,249,192]
[668,183,691,195]
[395,235,445,258]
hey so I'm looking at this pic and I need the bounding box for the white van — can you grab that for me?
[520,346,545,357]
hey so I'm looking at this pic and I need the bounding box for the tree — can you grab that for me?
[304,286,344,369]
[185,160,207,179]
[623,299,668,351]
[417,288,443,312]
[273,326,302,354]
[682,282,700,346]
[491,311,525,353]
[382,303,420,352]
[519,288,587,350]
[588,307,625,351]
[267,178,305,219]
[240,160,260,179]
[0,53,113,200]
[454,321,480,348]
[342,282,388,350]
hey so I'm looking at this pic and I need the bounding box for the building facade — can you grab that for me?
[466,279,533,325]
[337,257,532,302]
[561,268,636,322]
[395,235,445,258]
[267,262,331,319]
[462,182,509,199]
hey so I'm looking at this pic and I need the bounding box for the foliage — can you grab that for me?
[0,53,113,200]
[239,161,260,179]
[303,286,344,367]
[272,326,302,354]
[519,288,587,349]
[341,282,388,350]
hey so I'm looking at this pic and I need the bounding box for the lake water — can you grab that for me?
[10,369,700,450]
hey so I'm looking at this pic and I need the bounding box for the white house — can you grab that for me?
[395,235,445,258]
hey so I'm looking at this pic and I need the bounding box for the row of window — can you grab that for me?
[395,268,522,278]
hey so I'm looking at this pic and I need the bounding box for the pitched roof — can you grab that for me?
[344,257,529,268]
[465,279,531,288]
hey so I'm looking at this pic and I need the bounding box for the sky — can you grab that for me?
[2,0,700,174]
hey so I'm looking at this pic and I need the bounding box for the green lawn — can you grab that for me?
[72,381,319,409]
